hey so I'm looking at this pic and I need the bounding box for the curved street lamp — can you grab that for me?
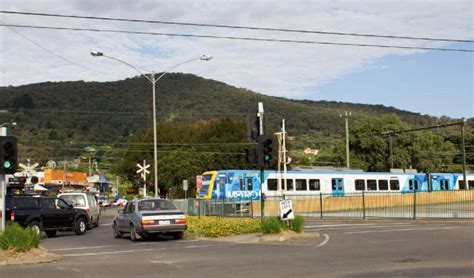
[91,51,212,197]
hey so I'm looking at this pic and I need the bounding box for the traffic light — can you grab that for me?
[257,135,274,168]
[0,136,18,174]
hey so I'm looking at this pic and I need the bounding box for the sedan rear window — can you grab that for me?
[138,200,177,211]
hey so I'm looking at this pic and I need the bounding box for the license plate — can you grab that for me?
[159,220,171,225]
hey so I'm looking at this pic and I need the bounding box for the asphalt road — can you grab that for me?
[1,216,473,278]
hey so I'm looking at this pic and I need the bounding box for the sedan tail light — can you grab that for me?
[142,220,155,226]
[175,219,186,225]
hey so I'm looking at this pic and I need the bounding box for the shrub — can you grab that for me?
[261,217,287,234]
[0,222,41,252]
[289,215,305,233]
[186,216,261,238]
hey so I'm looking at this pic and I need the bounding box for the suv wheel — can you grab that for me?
[130,225,139,242]
[113,223,122,238]
[28,221,42,235]
[75,218,87,235]
[95,215,100,227]
[45,230,57,238]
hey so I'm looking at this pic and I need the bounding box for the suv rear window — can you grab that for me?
[61,195,86,207]
[138,200,177,211]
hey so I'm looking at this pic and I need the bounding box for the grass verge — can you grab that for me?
[0,222,41,252]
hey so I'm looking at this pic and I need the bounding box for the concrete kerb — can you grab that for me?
[200,231,321,244]
[0,246,62,266]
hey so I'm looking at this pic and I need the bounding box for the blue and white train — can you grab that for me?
[197,170,474,200]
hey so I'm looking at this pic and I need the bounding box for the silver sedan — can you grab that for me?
[113,198,187,241]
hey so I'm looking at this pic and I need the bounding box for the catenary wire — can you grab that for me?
[1,10,472,43]
[0,23,472,53]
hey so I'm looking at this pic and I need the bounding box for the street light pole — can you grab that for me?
[91,52,212,197]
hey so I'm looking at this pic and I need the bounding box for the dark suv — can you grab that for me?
[5,195,89,237]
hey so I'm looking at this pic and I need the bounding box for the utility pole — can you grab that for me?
[257,102,265,220]
[388,135,394,169]
[282,119,288,197]
[340,111,351,168]
[461,122,467,189]
[275,119,288,198]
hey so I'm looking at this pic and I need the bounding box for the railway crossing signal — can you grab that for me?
[136,160,150,197]
[0,136,18,174]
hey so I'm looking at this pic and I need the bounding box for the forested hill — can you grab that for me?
[0,73,456,160]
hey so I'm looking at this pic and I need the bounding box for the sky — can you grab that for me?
[0,0,473,118]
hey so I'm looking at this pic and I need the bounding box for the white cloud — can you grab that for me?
[0,0,472,115]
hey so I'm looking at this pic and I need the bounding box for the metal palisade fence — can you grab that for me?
[173,190,474,220]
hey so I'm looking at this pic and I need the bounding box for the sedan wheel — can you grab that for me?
[113,223,122,238]
[130,225,138,242]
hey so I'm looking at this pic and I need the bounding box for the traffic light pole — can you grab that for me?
[0,174,4,232]
[260,167,265,220]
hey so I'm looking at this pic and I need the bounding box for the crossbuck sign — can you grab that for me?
[136,160,150,197]
[279,200,295,220]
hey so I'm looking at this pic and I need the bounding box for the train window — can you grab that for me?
[367,180,377,191]
[287,179,294,191]
[309,179,320,191]
[267,179,277,191]
[355,179,365,191]
[469,181,474,189]
[378,180,388,190]
[409,180,413,190]
[390,180,400,190]
[295,179,307,191]
[459,180,467,190]
[239,179,244,191]
[337,180,343,190]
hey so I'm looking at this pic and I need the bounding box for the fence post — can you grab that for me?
[251,199,254,218]
[362,191,366,219]
[222,198,225,217]
[413,190,417,220]
[198,199,201,219]
[320,192,323,219]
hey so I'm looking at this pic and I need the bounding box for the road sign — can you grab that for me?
[279,200,295,220]
[183,180,188,191]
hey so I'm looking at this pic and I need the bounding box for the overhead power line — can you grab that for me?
[1,10,473,43]
[1,23,472,53]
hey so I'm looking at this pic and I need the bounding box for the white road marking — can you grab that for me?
[306,224,416,231]
[305,224,376,228]
[101,223,113,226]
[316,234,330,248]
[344,226,461,234]
[50,239,200,251]
[50,245,117,251]
[63,248,166,257]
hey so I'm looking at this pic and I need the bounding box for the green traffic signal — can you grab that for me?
[3,160,12,169]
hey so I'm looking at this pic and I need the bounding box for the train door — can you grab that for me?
[439,179,449,191]
[409,179,420,191]
[331,178,344,197]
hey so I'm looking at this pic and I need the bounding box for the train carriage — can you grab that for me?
[197,170,474,200]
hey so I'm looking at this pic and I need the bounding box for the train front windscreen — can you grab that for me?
[198,174,214,198]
